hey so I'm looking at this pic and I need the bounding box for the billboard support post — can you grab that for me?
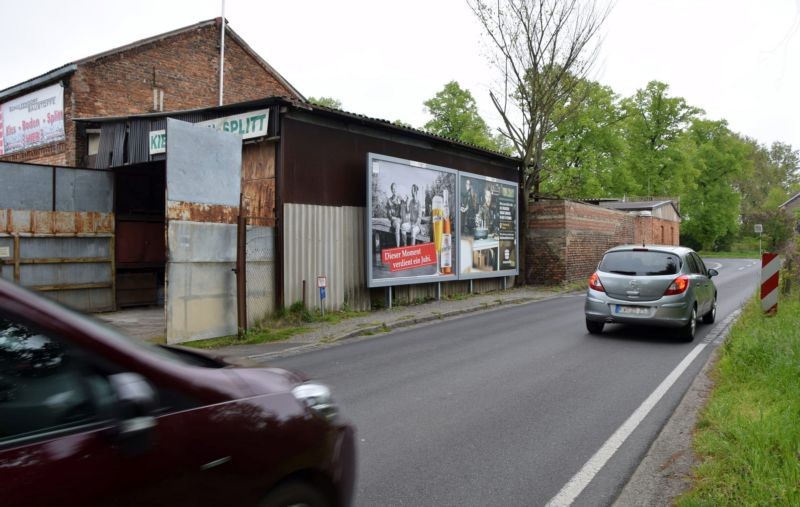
[436,282,441,301]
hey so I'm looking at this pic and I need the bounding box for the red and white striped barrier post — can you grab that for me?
[761,252,780,314]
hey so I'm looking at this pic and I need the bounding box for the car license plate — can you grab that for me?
[615,305,650,316]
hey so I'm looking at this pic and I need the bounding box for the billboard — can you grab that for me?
[0,83,65,155]
[458,174,518,279]
[367,154,458,287]
[367,153,519,288]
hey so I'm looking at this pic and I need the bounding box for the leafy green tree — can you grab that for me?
[423,81,504,152]
[308,96,342,109]
[541,79,627,198]
[680,120,749,251]
[621,81,701,197]
[769,141,800,192]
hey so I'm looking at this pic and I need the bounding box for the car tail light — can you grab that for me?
[589,272,605,292]
[664,275,689,295]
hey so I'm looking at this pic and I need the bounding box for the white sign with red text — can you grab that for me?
[0,83,65,155]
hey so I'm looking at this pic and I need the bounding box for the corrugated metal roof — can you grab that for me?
[779,191,800,209]
[600,200,673,211]
[76,96,521,164]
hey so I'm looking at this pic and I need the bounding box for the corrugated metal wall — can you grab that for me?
[284,203,513,311]
[284,204,370,311]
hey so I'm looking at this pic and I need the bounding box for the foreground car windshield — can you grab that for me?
[599,251,681,276]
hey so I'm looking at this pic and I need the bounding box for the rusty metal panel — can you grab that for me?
[283,203,370,311]
[116,221,165,264]
[242,140,276,225]
[13,236,113,312]
[55,168,114,212]
[165,221,238,343]
[166,118,241,207]
[1,210,114,235]
[166,201,238,224]
[0,162,53,210]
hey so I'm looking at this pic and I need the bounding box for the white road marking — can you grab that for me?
[545,343,707,506]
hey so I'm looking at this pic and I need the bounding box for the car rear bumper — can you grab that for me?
[584,290,693,327]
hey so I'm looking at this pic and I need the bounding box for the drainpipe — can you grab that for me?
[218,2,225,106]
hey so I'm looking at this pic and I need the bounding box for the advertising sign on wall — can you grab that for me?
[458,174,518,279]
[149,109,270,155]
[366,153,519,288]
[0,83,65,155]
[367,153,458,287]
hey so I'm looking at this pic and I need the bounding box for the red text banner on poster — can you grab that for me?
[382,243,437,272]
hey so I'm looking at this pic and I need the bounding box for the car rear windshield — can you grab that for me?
[598,250,681,276]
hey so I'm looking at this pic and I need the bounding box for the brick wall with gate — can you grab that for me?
[527,200,680,285]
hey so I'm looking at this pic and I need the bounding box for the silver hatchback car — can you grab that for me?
[584,245,718,341]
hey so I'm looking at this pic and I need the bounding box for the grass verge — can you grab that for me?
[677,290,800,505]
[183,301,368,349]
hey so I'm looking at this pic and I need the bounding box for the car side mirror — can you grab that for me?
[109,372,158,441]
[707,268,718,278]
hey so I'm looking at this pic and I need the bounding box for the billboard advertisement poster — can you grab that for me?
[367,153,458,287]
[0,83,65,155]
[458,173,518,278]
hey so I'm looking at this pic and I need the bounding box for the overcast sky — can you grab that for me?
[3,1,799,149]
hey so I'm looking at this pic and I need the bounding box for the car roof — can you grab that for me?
[603,244,695,256]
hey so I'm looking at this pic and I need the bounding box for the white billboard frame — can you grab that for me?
[366,152,519,288]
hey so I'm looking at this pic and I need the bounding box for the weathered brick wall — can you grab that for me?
[634,216,680,245]
[3,21,294,166]
[528,200,635,285]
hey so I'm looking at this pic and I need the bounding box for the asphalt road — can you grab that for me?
[270,258,760,507]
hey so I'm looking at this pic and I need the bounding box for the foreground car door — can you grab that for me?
[0,315,240,507]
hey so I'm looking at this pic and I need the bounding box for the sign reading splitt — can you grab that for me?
[0,83,65,156]
[149,109,269,154]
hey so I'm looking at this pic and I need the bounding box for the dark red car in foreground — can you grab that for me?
[0,278,355,507]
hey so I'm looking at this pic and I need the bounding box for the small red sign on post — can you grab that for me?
[317,276,327,288]
[761,253,779,314]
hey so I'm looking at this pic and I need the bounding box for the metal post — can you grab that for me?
[469,279,473,294]
[235,194,247,336]
[437,282,441,301]
[388,286,393,309]
[218,1,226,106]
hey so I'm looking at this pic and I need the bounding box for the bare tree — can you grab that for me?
[469,0,608,281]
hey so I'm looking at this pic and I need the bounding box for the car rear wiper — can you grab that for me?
[608,270,636,275]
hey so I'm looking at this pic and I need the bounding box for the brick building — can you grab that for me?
[0,18,302,167]
[527,199,680,285]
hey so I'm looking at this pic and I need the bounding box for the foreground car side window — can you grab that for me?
[0,317,115,445]
[599,251,681,276]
